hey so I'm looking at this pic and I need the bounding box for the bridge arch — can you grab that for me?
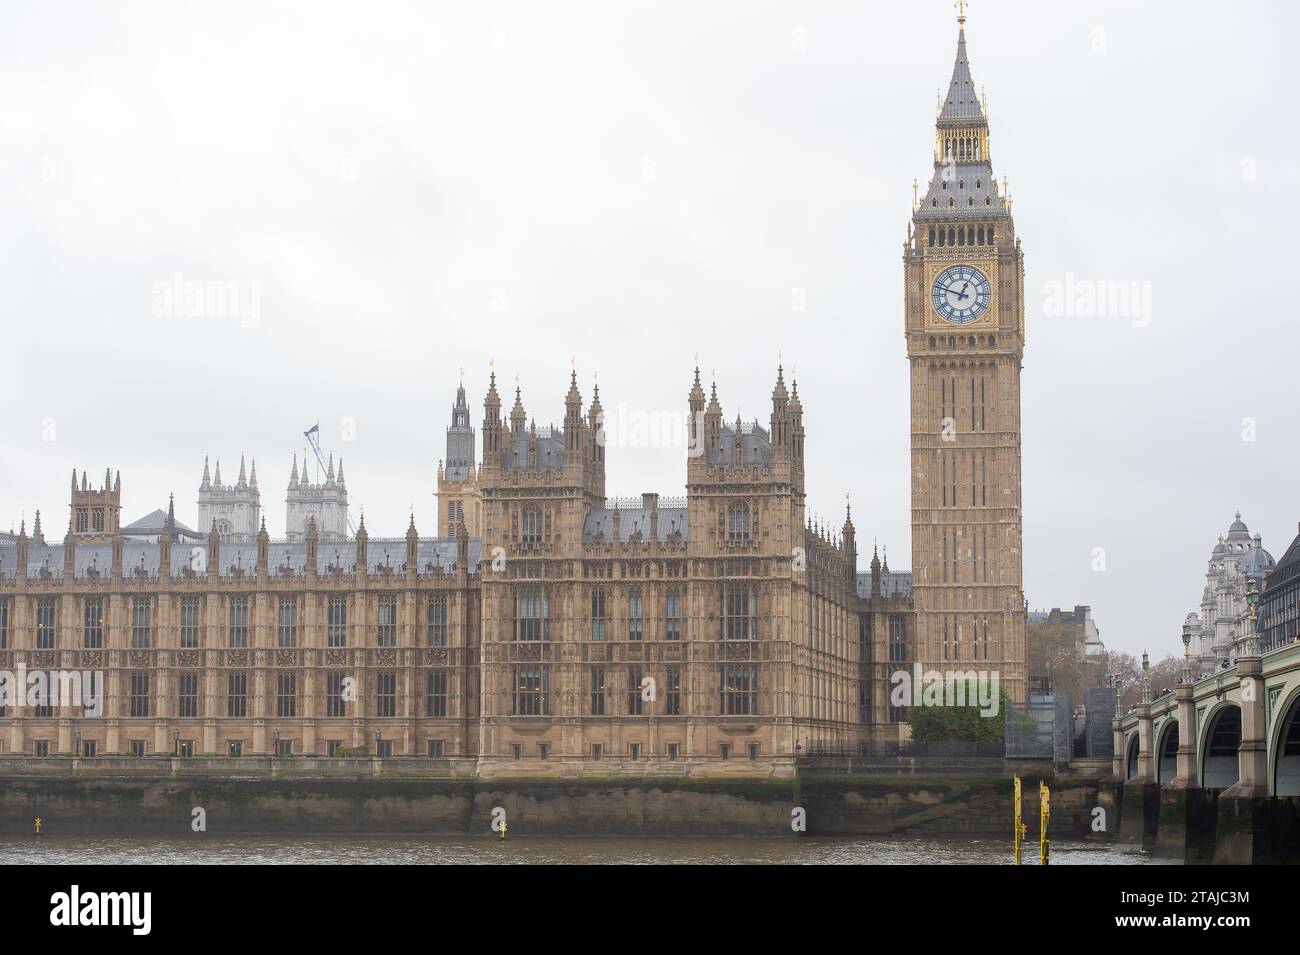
[1200,701,1242,789]
[1271,686,1300,796]
[1124,731,1140,780]
[1155,719,1178,783]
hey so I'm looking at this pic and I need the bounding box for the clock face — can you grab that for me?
[931,265,991,324]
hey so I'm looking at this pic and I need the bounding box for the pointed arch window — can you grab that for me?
[726,502,751,544]
[522,507,542,545]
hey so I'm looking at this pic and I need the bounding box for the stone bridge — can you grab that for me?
[1112,641,1300,862]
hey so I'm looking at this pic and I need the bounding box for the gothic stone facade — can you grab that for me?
[905,11,1027,702]
[0,15,1031,771]
[0,368,913,772]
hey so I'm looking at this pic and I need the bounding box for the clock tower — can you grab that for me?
[905,6,1026,702]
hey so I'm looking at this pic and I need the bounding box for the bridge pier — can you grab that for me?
[1119,702,1159,850]
[1153,787,1217,862]
[1215,655,1271,863]
[1152,683,1217,860]
[1110,717,1125,779]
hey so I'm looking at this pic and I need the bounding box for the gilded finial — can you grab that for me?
[955,0,968,26]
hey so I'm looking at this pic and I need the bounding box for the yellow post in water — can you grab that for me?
[1039,781,1051,865]
[1012,776,1026,865]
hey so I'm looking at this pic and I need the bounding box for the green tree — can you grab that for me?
[907,680,1009,744]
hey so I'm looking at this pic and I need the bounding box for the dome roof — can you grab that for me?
[1239,534,1275,577]
[1227,511,1251,539]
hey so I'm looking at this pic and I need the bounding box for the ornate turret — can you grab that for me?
[198,453,261,540]
[285,447,348,542]
[439,378,483,537]
[841,499,856,562]
[770,365,791,453]
[406,512,419,571]
[208,518,221,571]
[564,370,584,452]
[587,381,605,472]
[355,510,368,573]
[69,467,123,540]
[158,493,175,573]
[482,370,503,463]
[305,515,319,579]
[510,385,527,437]
[15,519,28,579]
[259,512,270,554]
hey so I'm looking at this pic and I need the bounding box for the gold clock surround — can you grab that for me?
[925,258,999,330]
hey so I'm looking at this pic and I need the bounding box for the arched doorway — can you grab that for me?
[1201,704,1241,789]
[1125,732,1140,780]
[1156,720,1178,783]
[1274,692,1300,796]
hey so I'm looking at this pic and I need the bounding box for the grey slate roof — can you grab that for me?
[916,162,1006,220]
[704,423,773,468]
[938,25,984,124]
[1239,537,1276,577]
[582,508,688,544]
[500,428,567,471]
[855,570,913,600]
[0,536,483,579]
[122,508,199,537]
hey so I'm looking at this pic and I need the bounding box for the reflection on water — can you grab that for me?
[5,834,1151,865]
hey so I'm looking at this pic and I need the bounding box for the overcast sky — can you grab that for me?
[1,0,1296,657]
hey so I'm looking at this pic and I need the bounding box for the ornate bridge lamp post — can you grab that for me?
[1136,652,1154,780]
[1227,577,1269,801]
[1110,675,1126,779]
[1173,626,1198,787]
[1245,577,1261,657]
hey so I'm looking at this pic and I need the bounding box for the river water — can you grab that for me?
[6,834,1154,865]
